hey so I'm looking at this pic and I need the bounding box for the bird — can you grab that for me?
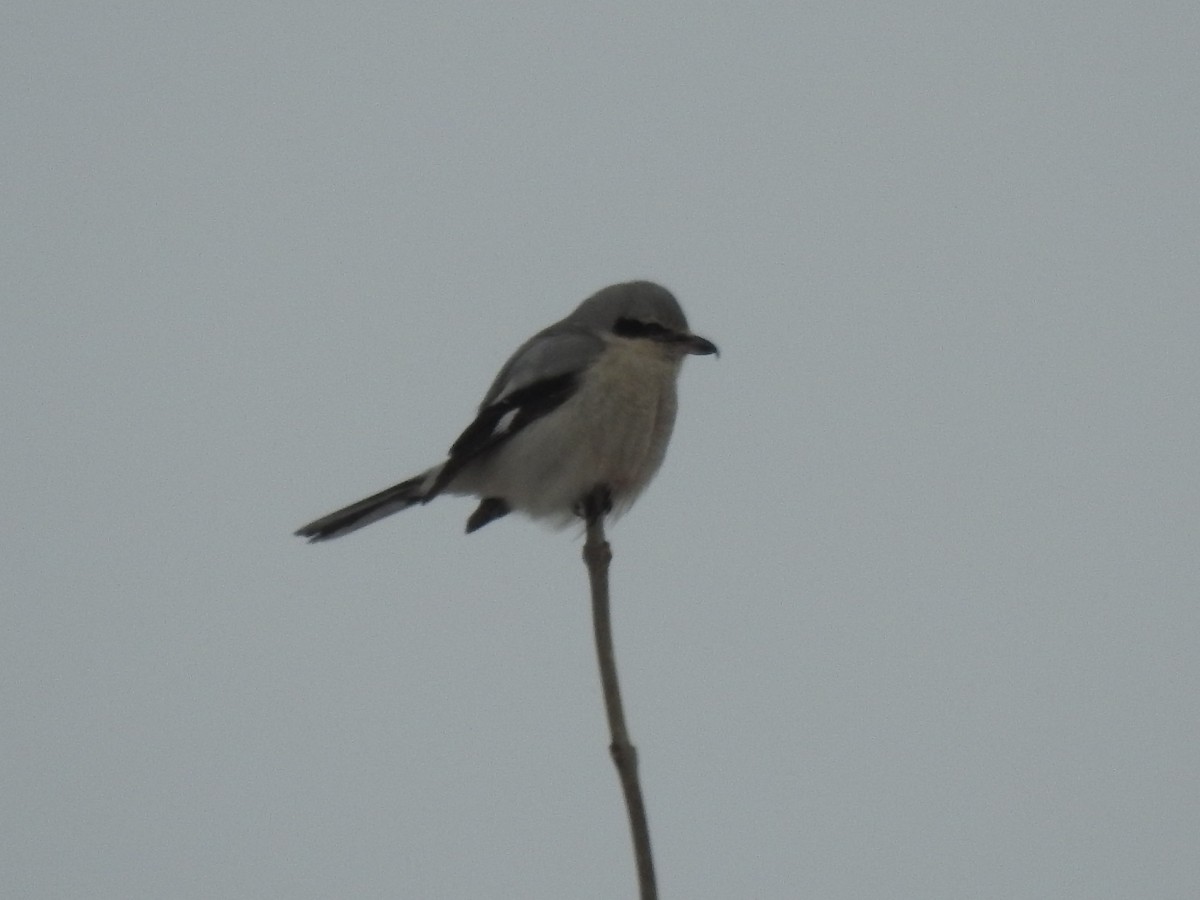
[294,280,718,542]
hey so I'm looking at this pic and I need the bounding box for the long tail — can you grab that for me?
[294,465,442,542]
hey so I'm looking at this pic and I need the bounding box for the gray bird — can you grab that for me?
[295,280,718,541]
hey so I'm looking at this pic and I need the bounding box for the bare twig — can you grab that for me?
[583,500,657,899]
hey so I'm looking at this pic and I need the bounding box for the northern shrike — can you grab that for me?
[295,281,718,541]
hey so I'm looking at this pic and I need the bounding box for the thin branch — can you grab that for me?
[583,501,657,900]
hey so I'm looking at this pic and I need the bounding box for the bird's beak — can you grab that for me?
[680,333,719,357]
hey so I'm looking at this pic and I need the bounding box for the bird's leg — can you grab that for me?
[575,483,613,524]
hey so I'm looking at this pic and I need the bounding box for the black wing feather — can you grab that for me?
[424,371,579,500]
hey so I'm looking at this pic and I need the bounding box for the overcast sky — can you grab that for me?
[5,3,1199,898]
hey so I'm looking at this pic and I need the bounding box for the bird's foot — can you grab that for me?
[574,484,613,524]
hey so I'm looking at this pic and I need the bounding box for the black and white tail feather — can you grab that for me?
[294,281,717,542]
[295,372,579,541]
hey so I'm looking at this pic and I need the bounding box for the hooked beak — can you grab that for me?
[680,333,719,357]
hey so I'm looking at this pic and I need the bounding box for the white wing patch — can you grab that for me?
[494,408,520,436]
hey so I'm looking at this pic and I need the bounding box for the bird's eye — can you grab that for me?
[614,318,670,339]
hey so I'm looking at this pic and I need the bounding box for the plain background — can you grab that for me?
[4,3,1198,898]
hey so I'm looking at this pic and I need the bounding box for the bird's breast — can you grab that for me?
[465,338,683,524]
[569,339,681,494]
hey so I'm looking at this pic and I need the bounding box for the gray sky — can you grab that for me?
[5,3,1198,898]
